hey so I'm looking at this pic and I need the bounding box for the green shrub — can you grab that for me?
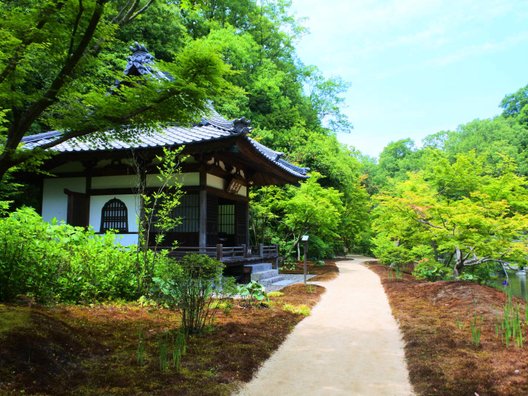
[0,208,138,303]
[412,259,451,281]
[0,208,67,301]
[153,254,224,335]
[237,280,267,305]
[456,262,498,284]
[58,231,138,302]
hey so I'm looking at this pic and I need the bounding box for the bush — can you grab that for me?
[58,231,138,302]
[412,259,451,281]
[153,254,224,335]
[456,261,499,284]
[0,208,67,301]
[0,208,138,303]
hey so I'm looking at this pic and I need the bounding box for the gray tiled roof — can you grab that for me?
[22,112,309,180]
[248,139,309,179]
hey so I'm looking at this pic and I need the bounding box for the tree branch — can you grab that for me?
[35,84,190,151]
[0,1,67,85]
[68,0,85,59]
[128,0,155,23]
[6,0,108,151]
[415,218,443,229]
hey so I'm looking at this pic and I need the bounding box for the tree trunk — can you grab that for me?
[453,247,464,277]
[297,241,301,261]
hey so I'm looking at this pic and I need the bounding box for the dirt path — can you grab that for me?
[235,256,414,396]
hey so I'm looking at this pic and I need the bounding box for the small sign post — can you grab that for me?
[301,235,309,285]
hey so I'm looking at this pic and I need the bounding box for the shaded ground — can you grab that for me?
[280,259,339,281]
[0,284,324,395]
[368,263,528,396]
[237,258,413,396]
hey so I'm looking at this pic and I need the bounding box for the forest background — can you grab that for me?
[1,0,528,284]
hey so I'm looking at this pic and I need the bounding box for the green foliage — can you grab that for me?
[412,259,451,281]
[0,0,232,182]
[237,280,268,305]
[372,151,528,281]
[153,254,224,335]
[2,0,371,262]
[498,291,525,348]
[281,174,343,260]
[470,313,482,347]
[501,83,528,122]
[423,118,528,176]
[136,146,186,296]
[282,303,311,316]
[0,207,137,303]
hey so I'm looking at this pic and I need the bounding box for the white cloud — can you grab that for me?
[426,32,528,67]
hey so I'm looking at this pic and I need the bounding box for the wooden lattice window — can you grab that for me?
[100,198,128,233]
[218,204,235,235]
[173,194,200,232]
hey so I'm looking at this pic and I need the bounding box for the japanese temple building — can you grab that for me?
[23,110,308,255]
[21,44,309,272]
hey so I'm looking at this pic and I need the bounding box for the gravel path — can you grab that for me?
[235,256,414,396]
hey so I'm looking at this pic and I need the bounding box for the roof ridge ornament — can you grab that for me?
[120,42,171,83]
[233,117,251,134]
[124,42,155,76]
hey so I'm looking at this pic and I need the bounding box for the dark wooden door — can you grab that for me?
[64,189,89,227]
[235,201,248,245]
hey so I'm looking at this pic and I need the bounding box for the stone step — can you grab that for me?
[244,263,273,273]
[259,275,287,287]
[271,279,297,287]
[251,269,279,282]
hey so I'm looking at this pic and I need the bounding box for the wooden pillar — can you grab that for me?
[245,186,250,247]
[216,243,223,260]
[242,244,248,258]
[83,161,94,227]
[199,168,207,250]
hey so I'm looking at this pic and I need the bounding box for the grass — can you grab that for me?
[368,262,528,396]
[0,283,325,395]
[281,303,311,316]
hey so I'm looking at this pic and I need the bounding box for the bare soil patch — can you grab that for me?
[0,284,324,395]
[368,262,528,396]
[280,259,339,281]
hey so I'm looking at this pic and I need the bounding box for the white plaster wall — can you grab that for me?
[238,185,247,197]
[112,233,139,246]
[89,194,140,231]
[207,174,224,189]
[92,175,138,189]
[42,177,85,223]
[146,172,199,187]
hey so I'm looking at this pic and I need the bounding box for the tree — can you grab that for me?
[427,118,528,175]
[305,66,352,133]
[501,83,528,120]
[372,151,528,279]
[281,174,343,260]
[365,138,424,194]
[0,0,231,184]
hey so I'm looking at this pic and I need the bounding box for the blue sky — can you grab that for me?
[289,0,528,157]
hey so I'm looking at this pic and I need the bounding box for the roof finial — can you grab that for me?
[123,42,155,76]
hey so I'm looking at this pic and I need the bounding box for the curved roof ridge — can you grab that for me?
[247,137,309,179]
